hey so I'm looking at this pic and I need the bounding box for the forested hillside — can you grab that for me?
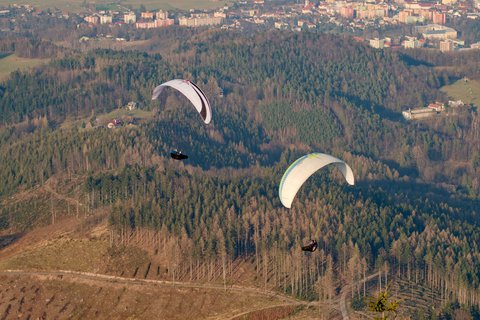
[0,30,479,318]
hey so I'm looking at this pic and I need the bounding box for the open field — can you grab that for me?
[0,220,331,320]
[95,107,156,124]
[0,54,49,82]
[441,78,480,107]
[59,107,155,130]
[0,272,314,320]
[0,0,228,12]
[0,209,335,319]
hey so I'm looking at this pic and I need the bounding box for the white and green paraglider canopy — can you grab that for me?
[152,79,212,124]
[279,153,355,208]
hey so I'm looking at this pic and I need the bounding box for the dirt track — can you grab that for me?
[0,269,381,319]
[0,269,310,320]
[0,269,300,303]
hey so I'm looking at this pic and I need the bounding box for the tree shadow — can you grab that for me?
[0,233,23,251]
[355,179,480,225]
[398,53,434,67]
[335,91,404,122]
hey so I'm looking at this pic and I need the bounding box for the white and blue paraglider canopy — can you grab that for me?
[279,153,355,208]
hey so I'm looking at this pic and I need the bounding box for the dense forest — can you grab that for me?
[1,29,479,318]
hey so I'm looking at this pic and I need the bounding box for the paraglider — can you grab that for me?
[152,79,212,124]
[301,239,318,252]
[278,152,355,209]
[152,79,212,160]
[170,150,188,160]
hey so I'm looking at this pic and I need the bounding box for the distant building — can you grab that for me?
[156,10,168,20]
[126,101,137,111]
[355,4,388,19]
[274,21,288,29]
[178,15,223,27]
[85,15,99,25]
[417,9,433,21]
[141,12,154,20]
[427,102,445,112]
[417,24,457,40]
[403,36,420,48]
[370,38,385,49]
[439,40,454,52]
[100,15,112,25]
[340,6,354,18]
[405,2,433,10]
[423,29,456,40]
[432,11,446,24]
[448,100,465,108]
[471,42,480,49]
[123,12,136,24]
[214,11,227,18]
[402,108,437,120]
[398,10,411,23]
[135,18,174,29]
[405,15,425,24]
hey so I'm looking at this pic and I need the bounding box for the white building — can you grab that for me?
[123,12,136,24]
[178,15,223,27]
[417,24,457,40]
[403,36,420,49]
[370,38,385,49]
[157,10,168,20]
[402,108,437,120]
[100,15,113,25]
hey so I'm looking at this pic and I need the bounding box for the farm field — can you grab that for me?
[0,54,49,82]
[441,78,480,107]
[0,0,228,12]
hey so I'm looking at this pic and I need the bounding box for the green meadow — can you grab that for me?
[0,54,49,82]
[441,78,480,107]
[0,0,228,12]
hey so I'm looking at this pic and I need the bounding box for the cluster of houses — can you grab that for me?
[369,24,480,51]
[402,100,466,120]
[75,0,480,34]
[83,8,225,29]
[84,10,175,29]
[2,0,480,50]
[106,102,137,129]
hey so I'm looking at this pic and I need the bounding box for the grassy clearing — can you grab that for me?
[0,54,49,82]
[0,0,228,12]
[95,107,155,123]
[60,107,155,130]
[0,238,110,272]
[441,78,480,107]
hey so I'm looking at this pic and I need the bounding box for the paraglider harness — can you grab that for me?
[170,149,188,160]
[301,239,318,252]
